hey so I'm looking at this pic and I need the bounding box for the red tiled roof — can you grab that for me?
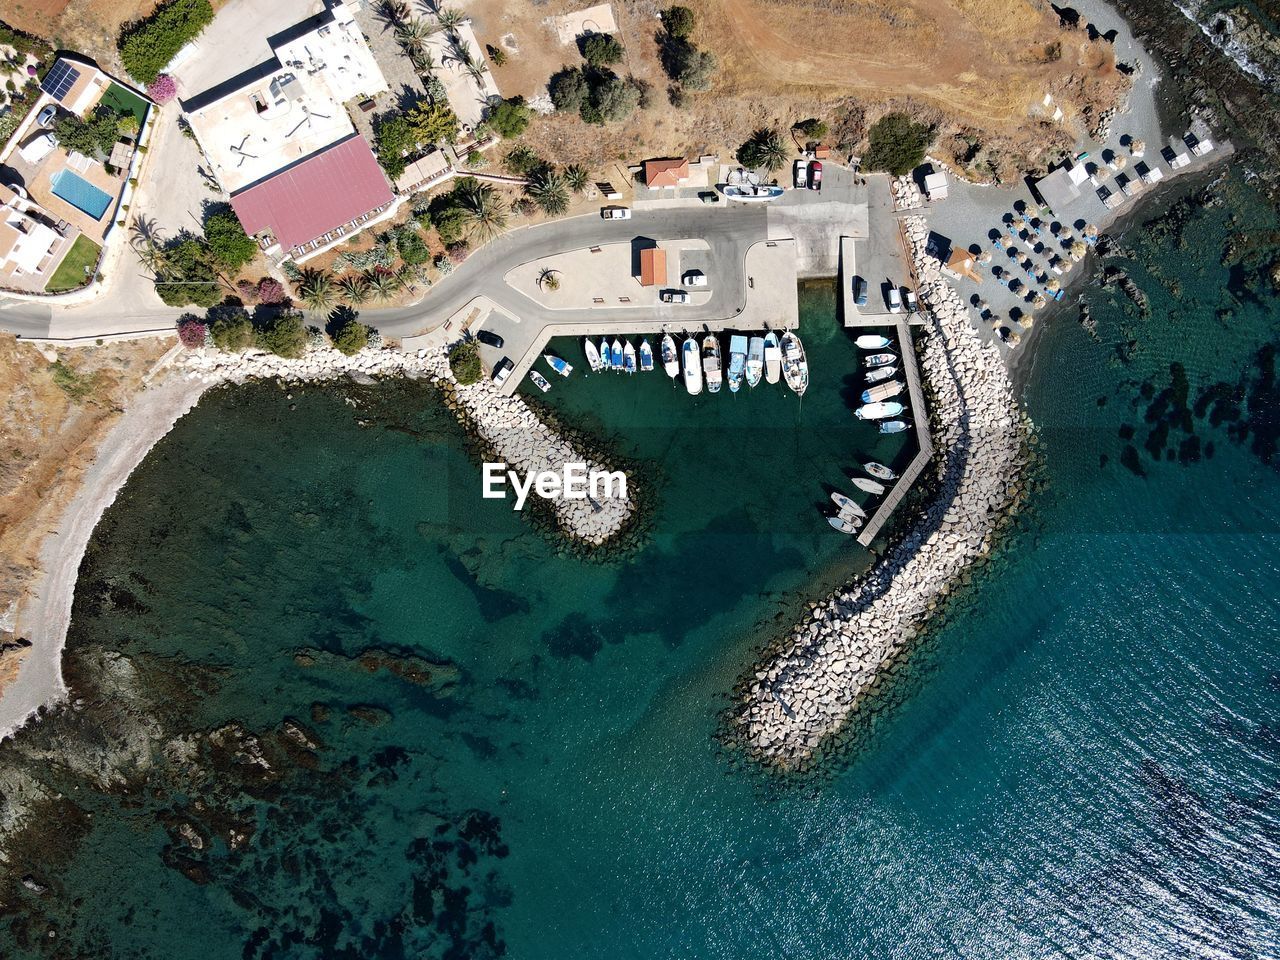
[643,157,689,188]
[638,247,666,286]
[230,135,393,251]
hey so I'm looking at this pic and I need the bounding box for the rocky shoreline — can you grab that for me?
[734,214,1030,771]
[178,344,634,547]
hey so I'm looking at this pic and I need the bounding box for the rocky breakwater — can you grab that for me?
[735,214,1030,771]
[177,344,633,547]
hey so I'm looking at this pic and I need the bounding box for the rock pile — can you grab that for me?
[735,214,1029,770]
[177,344,633,547]
[891,175,924,210]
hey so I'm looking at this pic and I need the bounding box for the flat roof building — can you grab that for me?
[0,183,66,286]
[39,57,111,117]
[1033,162,1089,217]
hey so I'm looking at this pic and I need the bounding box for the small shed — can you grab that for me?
[942,248,982,283]
[923,170,948,200]
[638,247,667,287]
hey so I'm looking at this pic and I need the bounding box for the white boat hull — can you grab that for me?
[856,334,892,350]
[763,333,781,384]
[855,401,905,420]
[682,340,702,395]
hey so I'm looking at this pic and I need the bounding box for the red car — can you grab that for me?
[808,160,823,190]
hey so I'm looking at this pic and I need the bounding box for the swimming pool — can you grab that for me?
[50,169,114,220]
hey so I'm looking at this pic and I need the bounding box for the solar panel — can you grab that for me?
[40,61,81,102]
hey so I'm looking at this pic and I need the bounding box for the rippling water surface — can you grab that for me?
[2,173,1278,958]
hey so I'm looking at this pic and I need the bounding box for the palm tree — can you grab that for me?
[753,129,788,174]
[454,178,508,242]
[537,268,560,292]
[435,6,465,32]
[564,164,590,194]
[380,0,411,26]
[338,274,371,304]
[365,271,401,301]
[298,270,338,311]
[129,216,166,275]
[396,17,436,58]
[525,169,570,216]
[410,49,436,76]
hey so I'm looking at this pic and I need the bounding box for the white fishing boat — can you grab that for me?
[864,353,896,368]
[880,420,909,434]
[610,339,624,370]
[727,334,747,393]
[639,338,655,372]
[850,476,886,495]
[544,353,572,377]
[528,370,551,393]
[837,504,864,526]
[600,337,612,371]
[864,461,898,481]
[702,334,723,394]
[682,338,703,395]
[780,331,808,396]
[828,514,859,535]
[861,380,904,403]
[661,333,679,378]
[723,183,785,202]
[584,339,603,372]
[829,491,866,518]
[856,334,892,350]
[855,401,905,420]
[763,332,781,384]
[746,336,764,387]
[865,365,897,384]
[622,340,637,374]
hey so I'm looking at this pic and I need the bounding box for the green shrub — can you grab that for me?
[49,361,97,401]
[793,117,828,141]
[735,128,787,173]
[155,236,222,307]
[448,340,482,384]
[661,6,696,39]
[864,112,932,176]
[204,209,258,271]
[431,205,468,245]
[54,108,119,157]
[374,113,415,179]
[119,0,215,85]
[486,95,530,138]
[329,311,371,356]
[581,72,640,125]
[209,311,254,351]
[579,33,623,67]
[549,67,588,113]
[254,311,307,358]
[661,39,716,91]
[395,226,431,265]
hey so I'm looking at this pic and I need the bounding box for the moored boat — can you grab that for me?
[544,353,573,377]
[639,338,654,372]
[855,401,905,420]
[780,331,808,396]
[865,364,897,384]
[850,476,886,495]
[661,333,679,378]
[622,340,637,375]
[861,380,904,403]
[682,338,702,395]
[600,337,612,371]
[746,336,764,387]
[702,334,722,394]
[584,339,603,372]
[879,420,909,434]
[727,334,747,393]
[837,504,864,526]
[855,334,892,350]
[610,339,624,370]
[528,370,551,393]
[864,353,896,368]
[828,514,859,535]
[723,183,785,201]
[763,332,781,384]
[864,461,898,481]
[830,491,866,518]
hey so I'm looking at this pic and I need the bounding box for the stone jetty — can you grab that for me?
[735,214,1029,770]
[176,343,633,547]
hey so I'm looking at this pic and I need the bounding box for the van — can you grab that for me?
[19,132,57,165]
[887,286,903,313]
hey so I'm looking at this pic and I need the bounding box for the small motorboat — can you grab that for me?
[763,332,781,384]
[544,353,573,377]
[682,338,703,395]
[855,401,905,420]
[856,334,892,350]
[639,338,654,372]
[610,339,624,370]
[780,331,808,396]
[866,365,897,384]
[600,337,612,371]
[828,514,859,535]
[723,183,785,202]
[584,339,603,372]
[850,476,886,495]
[622,340,637,375]
[528,370,551,393]
[864,461,898,481]
[830,491,866,518]
[745,336,765,388]
[661,333,679,378]
[880,420,909,434]
[864,353,896,368]
[861,380,904,403]
[837,504,864,526]
[703,334,722,394]
[727,334,747,393]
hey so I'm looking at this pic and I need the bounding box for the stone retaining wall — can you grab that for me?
[735,214,1029,770]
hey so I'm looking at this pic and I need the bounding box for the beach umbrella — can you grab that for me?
[977,250,992,263]
[1111,155,1127,171]
[1070,240,1088,261]
[1129,138,1145,157]
[1083,223,1098,238]
[1022,315,1037,330]
[1032,294,1047,310]
[1046,278,1061,293]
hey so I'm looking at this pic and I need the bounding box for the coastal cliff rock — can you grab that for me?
[735,214,1029,771]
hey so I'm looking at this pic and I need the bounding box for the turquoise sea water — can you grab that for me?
[2,173,1278,957]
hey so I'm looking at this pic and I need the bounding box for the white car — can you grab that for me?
[37,105,57,127]
[601,206,631,220]
[492,357,514,386]
[662,290,690,304]
[793,159,808,189]
[683,271,707,287]
[887,287,903,313]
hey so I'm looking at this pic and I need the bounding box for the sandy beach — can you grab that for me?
[0,373,211,740]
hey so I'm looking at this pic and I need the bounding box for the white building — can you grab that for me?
[0,184,62,283]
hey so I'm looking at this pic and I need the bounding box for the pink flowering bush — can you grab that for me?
[176,316,207,349]
[257,277,286,304]
[235,278,258,303]
[148,74,177,105]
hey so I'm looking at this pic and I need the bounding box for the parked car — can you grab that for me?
[18,132,57,165]
[887,286,903,313]
[808,160,823,190]
[36,105,56,127]
[476,329,504,349]
[492,357,514,386]
[601,206,631,220]
[853,277,868,306]
[662,290,690,304]
[905,290,919,314]
[683,271,708,287]
[793,159,808,189]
